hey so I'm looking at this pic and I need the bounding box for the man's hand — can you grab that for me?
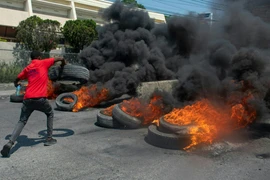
[54,57,67,68]
[14,78,21,87]
[60,60,67,68]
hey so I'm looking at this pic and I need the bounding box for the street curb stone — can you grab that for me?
[0,83,15,98]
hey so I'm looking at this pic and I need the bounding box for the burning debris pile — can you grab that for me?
[57,1,270,150]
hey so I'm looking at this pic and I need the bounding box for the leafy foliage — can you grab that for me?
[121,0,145,9]
[16,15,61,52]
[61,19,98,53]
[0,61,23,83]
[0,37,7,42]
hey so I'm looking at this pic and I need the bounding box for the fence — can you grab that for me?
[0,48,81,68]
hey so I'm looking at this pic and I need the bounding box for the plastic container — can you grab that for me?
[16,85,21,96]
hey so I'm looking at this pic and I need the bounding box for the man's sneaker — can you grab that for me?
[1,141,14,157]
[44,138,57,146]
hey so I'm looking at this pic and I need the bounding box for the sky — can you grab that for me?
[107,0,226,15]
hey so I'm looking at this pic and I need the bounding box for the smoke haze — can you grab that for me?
[79,0,270,115]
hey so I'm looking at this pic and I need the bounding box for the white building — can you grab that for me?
[0,0,166,41]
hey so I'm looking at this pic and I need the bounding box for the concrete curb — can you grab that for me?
[0,90,14,97]
[0,83,15,98]
[0,83,14,90]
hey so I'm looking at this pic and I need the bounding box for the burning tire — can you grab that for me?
[112,103,142,129]
[55,83,80,94]
[9,94,24,103]
[49,64,89,84]
[96,110,123,128]
[146,125,191,150]
[159,116,194,134]
[55,93,78,111]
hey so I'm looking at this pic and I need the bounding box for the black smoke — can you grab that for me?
[79,0,270,115]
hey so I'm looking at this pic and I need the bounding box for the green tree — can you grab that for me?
[37,19,61,52]
[61,19,98,53]
[121,0,145,9]
[16,15,61,52]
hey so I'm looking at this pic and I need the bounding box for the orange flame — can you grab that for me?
[19,84,27,95]
[72,85,109,112]
[163,95,256,150]
[102,104,116,116]
[47,80,58,99]
[63,97,74,103]
[120,95,166,125]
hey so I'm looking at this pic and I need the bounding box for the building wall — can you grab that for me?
[0,0,166,28]
[0,8,29,27]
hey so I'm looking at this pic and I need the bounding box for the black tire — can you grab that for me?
[48,65,61,81]
[55,83,80,94]
[158,116,194,134]
[55,93,78,111]
[146,125,191,150]
[96,110,123,128]
[49,64,89,84]
[112,103,142,129]
[10,94,24,103]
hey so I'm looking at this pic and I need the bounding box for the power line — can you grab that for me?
[152,0,191,12]
[153,0,224,11]
[194,0,227,7]
[148,7,185,16]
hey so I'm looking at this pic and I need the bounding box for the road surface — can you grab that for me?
[0,96,269,180]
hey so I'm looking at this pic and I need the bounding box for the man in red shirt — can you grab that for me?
[1,51,66,157]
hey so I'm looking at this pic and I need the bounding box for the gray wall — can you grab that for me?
[0,42,16,63]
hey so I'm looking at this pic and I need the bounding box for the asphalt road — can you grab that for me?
[0,96,270,180]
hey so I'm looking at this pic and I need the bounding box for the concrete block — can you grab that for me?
[136,79,178,99]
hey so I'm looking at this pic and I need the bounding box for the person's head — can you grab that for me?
[30,51,42,60]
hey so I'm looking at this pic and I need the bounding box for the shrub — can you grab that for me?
[0,62,23,83]
[0,37,7,42]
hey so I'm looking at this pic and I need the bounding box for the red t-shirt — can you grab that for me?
[18,58,55,99]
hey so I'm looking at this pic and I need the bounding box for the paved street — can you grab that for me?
[0,95,270,180]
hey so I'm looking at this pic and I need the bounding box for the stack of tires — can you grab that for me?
[96,103,193,150]
[48,64,89,84]
[146,117,193,150]
[51,64,89,110]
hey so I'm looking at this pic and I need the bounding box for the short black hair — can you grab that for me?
[30,51,41,60]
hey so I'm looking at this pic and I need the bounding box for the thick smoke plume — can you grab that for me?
[79,0,270,116]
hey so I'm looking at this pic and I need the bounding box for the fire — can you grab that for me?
[47,80,58,99]
[120,95,166,125]
[230,92,257,128]
[163,94,257,150]
[20,84,27,95]
[152,119,159,126]
[102,104,116,116]
[72,85,109,112]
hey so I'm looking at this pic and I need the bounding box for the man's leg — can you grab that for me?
[36,98,56,146]
[1,100,33,157]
